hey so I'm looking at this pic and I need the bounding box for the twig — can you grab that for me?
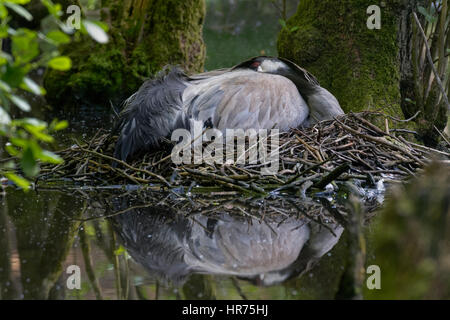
[413,12,450,112]
[313,163,350,189]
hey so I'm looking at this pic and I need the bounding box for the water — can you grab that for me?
[0,188,350,300]
[0,24,353,298]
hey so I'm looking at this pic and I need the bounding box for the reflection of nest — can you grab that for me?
[106,192,346,286]
[36,112,449,196]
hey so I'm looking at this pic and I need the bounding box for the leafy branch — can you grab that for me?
[0,0,109,191]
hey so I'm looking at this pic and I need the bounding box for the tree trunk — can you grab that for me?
[277,0,403,116]
[44,0,206,106]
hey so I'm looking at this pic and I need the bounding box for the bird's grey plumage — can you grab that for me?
[302,87,343,127]
[114,68,189,161]
[114,56,344,161]
[111,200,344,286]
[182,69,309,131]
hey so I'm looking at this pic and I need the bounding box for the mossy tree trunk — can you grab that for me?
[44,0,206,106]
[277,0,403,116]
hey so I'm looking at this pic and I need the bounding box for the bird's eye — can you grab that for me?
[250,61,261,69]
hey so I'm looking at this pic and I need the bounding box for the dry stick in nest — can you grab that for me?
[32,113,447,194]
[334,118,427,166]
[75,143,171,187]
[183,167,265,194]
[272,173,321,193]
[313,163,351,189]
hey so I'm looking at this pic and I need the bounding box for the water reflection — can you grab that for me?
[0,189,350,299]
[112,202,344,287]
[2,164,448,300]
[0,190,84,299]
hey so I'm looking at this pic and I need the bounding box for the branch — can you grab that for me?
[413,12,450,112]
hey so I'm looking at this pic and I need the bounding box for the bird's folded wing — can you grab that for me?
[184,70,309,131]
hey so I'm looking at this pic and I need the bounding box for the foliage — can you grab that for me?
[0,0,108,191]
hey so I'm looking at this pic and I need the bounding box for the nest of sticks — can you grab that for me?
[35,112,449,196]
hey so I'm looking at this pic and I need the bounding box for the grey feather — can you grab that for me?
[114,67,188,161]
[184,70,309,132]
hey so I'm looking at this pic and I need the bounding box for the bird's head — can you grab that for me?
[233,56,289,73]
[233,56,319,96]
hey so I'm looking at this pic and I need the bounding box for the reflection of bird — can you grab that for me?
[111,203,344,286]
[114,56,344,161]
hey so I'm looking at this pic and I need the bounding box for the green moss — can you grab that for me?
[44,38,130,106]
[44,0,206,107]
[278,0,402,116]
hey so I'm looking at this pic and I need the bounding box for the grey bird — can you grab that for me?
[112,202,344,286]
[114,56,344,161]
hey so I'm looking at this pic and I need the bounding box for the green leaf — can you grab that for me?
[38,150,63,164]
[0,25,8,39]
[1,65,27,87]
[5,143,19,156]
[12,29,39,64]
[4,2,33,21]
[9,94,30,111]
[7,1,31,5]
[2,161,15,170]
[21,146,39,177]
[48,56,72,71]
[82,20,109,44]
[0,80,11,92]
[12,117,47,129]
[41,0,62,18]
[50,119,68,131]
[279,19,287,28]
[290,26,299,32]
[24,125,54,142]
[21,77,45,95]
[418,6,437,23]
[0,107,11,125]
[20,119,53,142]
[5,172,30,191]
[46,30,71,45]
[0,4,8,19]
[0,51,12,62]
[10,137,28,148]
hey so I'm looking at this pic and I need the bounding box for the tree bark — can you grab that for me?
[44,0,206,106]
[277,0,403,116]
